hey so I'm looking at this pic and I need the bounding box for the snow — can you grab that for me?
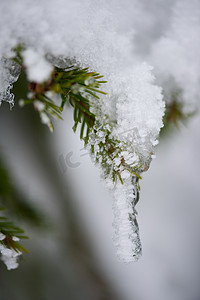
[22,49,53,83]
[0,237,22,270]
[0,0,199,266]
[148,0,200,113]
[0,0,199,110]
[34,100,45,112]
[0,233,6,241]
[40,112,53,132]
[12,236,20,242]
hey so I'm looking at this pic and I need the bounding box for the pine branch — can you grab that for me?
[0,208,29,253]
[13,48,144,185]
[87,121,143,184]
[13,47,107,138]
[0,207,29,270]
[11,47,148,187]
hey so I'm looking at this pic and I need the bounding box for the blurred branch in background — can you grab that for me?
[160,80,196,137]
[0,158,46,227]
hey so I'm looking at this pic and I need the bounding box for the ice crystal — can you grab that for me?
[113,176,142,262]
[0,58,20,108]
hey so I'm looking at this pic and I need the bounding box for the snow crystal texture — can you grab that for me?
[0,0,173,264]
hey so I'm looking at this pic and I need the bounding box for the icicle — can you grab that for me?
[112,176,142,262]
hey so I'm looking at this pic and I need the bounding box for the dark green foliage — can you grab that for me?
[160,88,196,137]
[50,66,107,138]
[0,207,29,253]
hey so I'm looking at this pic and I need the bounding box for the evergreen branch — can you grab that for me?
[0,210,29,253]
[15,52,107,138]
[87,121,144,184]
[13,47,143,185]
